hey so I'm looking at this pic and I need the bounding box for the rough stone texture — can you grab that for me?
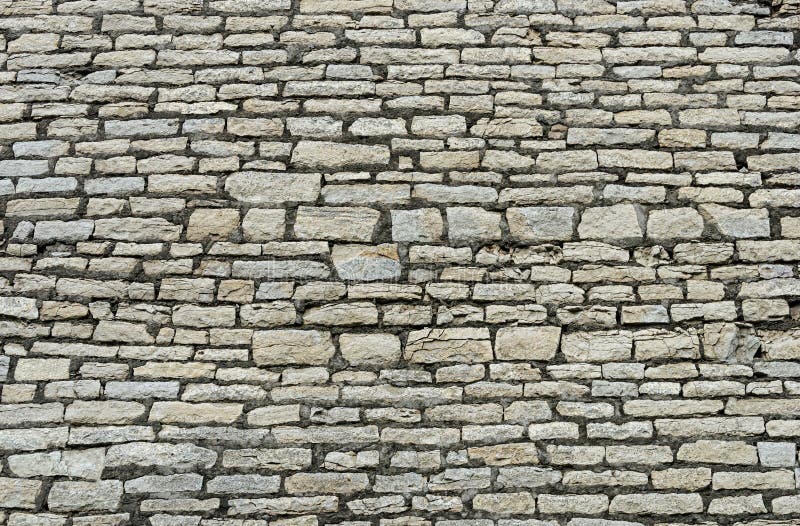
[0,1,798,525]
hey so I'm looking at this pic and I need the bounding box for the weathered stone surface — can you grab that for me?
[47,481,123,512]
[33,220,94,243]
[507,207,575,242]
[225,172,321,204]
[65,401,146,424]
[247,405,301,427]
[700,204,771,239]
[562,331,633,362]
[242,209,286,242]
[285,472,370,494]
[106,442,217,471]
[0,477,42,509]
[228,495,339,516]
[291,141,390,169]
[757,441,796,467]
[294,206,379,242]
[0,404,64,427]
[405,328,493,363]
[538,493,608,514]
[392,208,443,242]
[447,207,502,245]
[172,305,236,328]
[647,207,705,241]
[253,330,335,365]
[0,297,39,320]
[148,402,243,424]
[14,358,70,381]
[1,3,797,525]
[677,440,758,465]
[0,428,68,452]
[207,474,281,495]
[473,492,536,514]
[494,326,561,360]
[702,322,761,363]
[94,218,182,242]
[187,208,240,241]
[331,244,401,282]
[578,205,644,243]
[222,448,312,471]
[8,449,104,480]
[609,493,703,515]
[707,494,767,515]
[124,473,203,494]
[634,329,699,360]
[340,333,401,367]
[652,467,711,490]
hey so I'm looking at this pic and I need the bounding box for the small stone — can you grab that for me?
[207,474,281,495]
[8,448,104,480]
[392,208,443,242]
[647,207,704,241]
[494,326,561,360]
[148,402,243,424]
[405,328,493,364]
[707,494,767,515]
[340,333,401,367]
[757,441,796,467]
[291,141,390,169]
[472,492,536,514]
[578,205,643,244]
[225,172,321,205]
[331,244,401,282]
[242,209,286,241]
[285,472,370,494]
[124,473,203,494]
[677,440,758,465]
[562,331,633,362]
[447,207,502,245]
[0,477,42,509]
[294,206,379,242]
[253,330,335,366]
[105,442,217,471]
[507,207,575,242]
[47,481,123,512]
[700,204,770,239]
[187,208,240,241]
[609,492,704,515]
[34,220,94,243]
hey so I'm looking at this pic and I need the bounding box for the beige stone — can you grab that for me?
[253,330,336,366]
[187,208,240,241]
[340,333,401,367]
[494,326,561,360]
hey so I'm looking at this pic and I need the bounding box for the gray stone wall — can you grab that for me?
[0,0,799,524]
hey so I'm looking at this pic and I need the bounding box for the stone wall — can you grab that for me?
[0,0,799,524]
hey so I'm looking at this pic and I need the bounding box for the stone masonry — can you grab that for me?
[0,0,799,525]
